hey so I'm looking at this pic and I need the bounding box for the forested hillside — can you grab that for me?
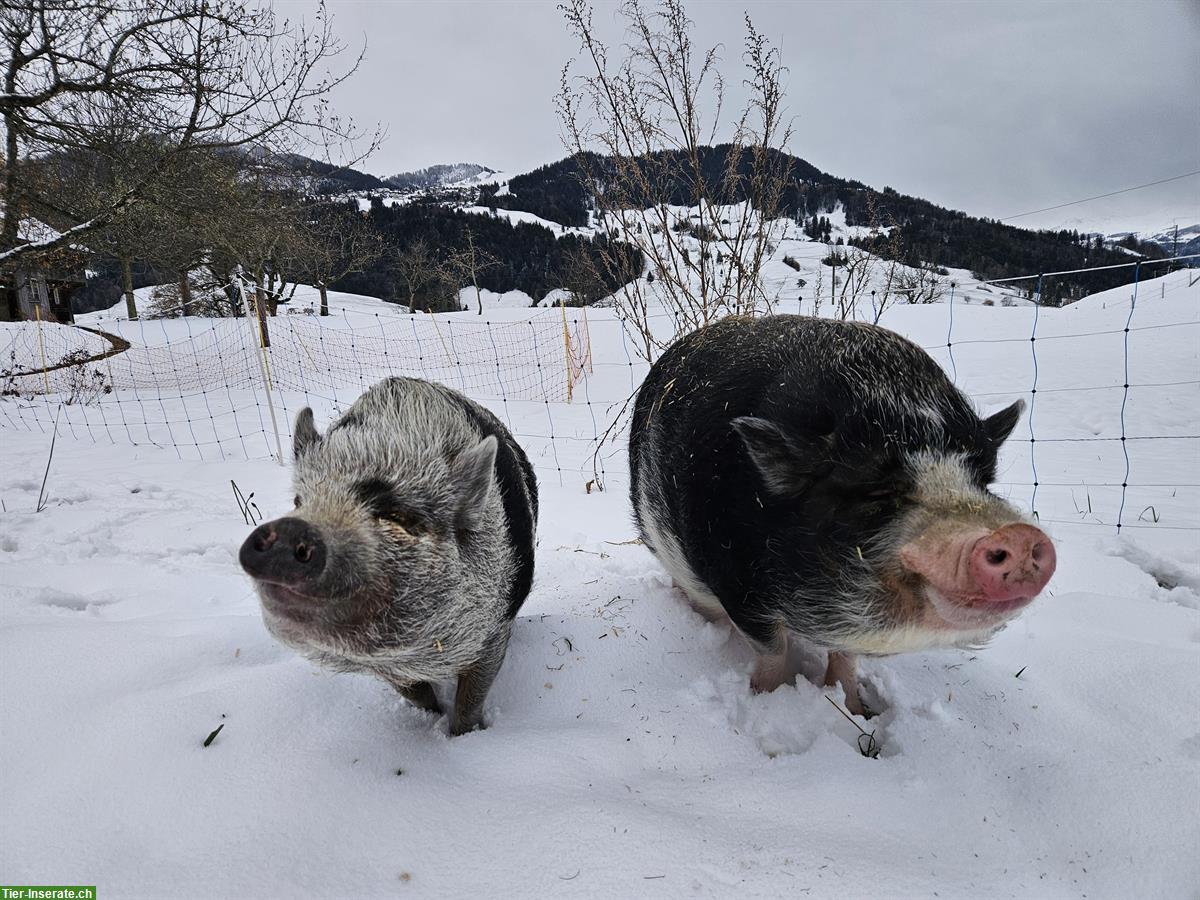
[479,146,1168,299]
[333,200,640,311]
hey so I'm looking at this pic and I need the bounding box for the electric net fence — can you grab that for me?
[2,255,1197,540]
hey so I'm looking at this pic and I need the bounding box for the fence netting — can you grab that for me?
[2,259,1197,544]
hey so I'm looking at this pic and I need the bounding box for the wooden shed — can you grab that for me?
[0,216,87,323]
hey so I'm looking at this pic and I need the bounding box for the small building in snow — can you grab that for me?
[0,215,87,323]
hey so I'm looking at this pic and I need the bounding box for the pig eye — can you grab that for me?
[294,495,301,507]
[379,508,424,533]
[354,478,428,533]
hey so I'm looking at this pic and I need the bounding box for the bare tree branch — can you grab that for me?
[557,0,793,360]
[1,0,382,273]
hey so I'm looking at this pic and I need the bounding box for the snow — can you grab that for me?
[455,286,536,311]
[77,284,419,327]
[539,288,574,307]
[460,204,591,236]
[2,271,1199,898]
[16,215,62,244]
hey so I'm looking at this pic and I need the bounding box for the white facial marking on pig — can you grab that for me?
[908,451,988,506]
[838,621,999,656]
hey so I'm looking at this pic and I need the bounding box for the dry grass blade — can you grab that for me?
[202,723,225,748]
[35,405,63,513]
[825,695,881,759]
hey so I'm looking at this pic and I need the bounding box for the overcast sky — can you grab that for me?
[291,0,1199,235]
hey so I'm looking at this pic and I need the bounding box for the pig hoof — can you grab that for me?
[396,682,443,716]
[448,717,485,737]
[849,695,875,719]
[750,672,793,694]
[828,693,872,719]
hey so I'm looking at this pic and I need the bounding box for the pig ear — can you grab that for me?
[983,399,1025,446]
[452,435,497,532]
[732,416,820,495]
[293,407,322,460]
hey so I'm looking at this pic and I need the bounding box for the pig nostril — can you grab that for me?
[1032,542,1047,562]
[295,542,313,564]
[253,528,276,553]
[985,549,1008,566]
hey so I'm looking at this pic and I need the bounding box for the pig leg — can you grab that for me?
[671,578,731,626]
[450,624,511,736]
[750,626,794,693]
[824,651,866,717]
[389,679,442,716]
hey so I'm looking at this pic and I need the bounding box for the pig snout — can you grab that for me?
[969,523,1056,603]
[240,517,327,586]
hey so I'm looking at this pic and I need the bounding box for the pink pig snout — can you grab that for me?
[969,523,1056,603]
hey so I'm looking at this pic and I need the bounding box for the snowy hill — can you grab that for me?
[308,145,1178,304]
[383,162,500,191]
[1106,222,1200,261]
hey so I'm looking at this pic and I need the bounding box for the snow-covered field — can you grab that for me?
[2,270,1198,898]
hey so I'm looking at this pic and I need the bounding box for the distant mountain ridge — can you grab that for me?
[477,147,1171,297]
[253,149,1186,298]
[243,149,387,193]
[263,155,500,195]
[383,163,498,191]
[241,152,498,195]
[1106,223,1200,262]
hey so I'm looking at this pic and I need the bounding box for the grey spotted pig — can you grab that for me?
[630,315,1056,716]
[239,377,537,735]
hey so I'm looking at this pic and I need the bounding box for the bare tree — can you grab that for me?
[49,118,245,319]
[302,203,382,316]
[560,241,606,307]
[442,225,499,315]
[896,261,947,305]
[810,255,824,317]
[858,194,905,324]
[558,0,793,359]
[1,0,380,273]
[836,245,875,320]
[181,168,313,344]
[392,237,439,314]
[871,238,905,323]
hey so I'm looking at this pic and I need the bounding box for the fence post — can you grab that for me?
[1115,261,1143,534]
[561,301,574,402]
[581,304,593,375]
[1028,274,1043,520]
[241,281,285,466]
[33,303,51,395]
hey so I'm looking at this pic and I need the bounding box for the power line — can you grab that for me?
[1000,170,1200,222]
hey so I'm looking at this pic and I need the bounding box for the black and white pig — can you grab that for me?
[239,377,537,735]
[630,315,1056,715]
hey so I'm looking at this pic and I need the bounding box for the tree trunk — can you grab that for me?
[408,290,416,315]
[253,267,270,347]
[121,253,138,320]
[265,268,278,316]
[179,269,192,314]
[474,283,482,316]
[1,108,21,253]
[319,282,329,317]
